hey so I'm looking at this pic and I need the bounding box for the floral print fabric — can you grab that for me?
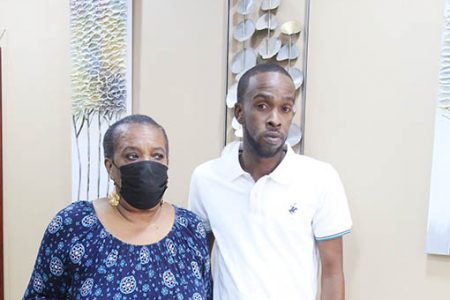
[23,201,212,299]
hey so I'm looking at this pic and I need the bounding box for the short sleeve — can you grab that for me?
[23,213,71,299]
[188,169,212,232]
[312,165,352,241]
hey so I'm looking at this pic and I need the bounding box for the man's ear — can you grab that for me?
[234,102,244,124]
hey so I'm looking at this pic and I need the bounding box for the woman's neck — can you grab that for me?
[115,201,164,227]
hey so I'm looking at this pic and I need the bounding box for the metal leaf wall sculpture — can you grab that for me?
[225,0,310,150]
[70,0,132,201]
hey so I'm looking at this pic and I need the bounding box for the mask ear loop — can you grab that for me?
[110,160,121,187]
[158,178,168,207]
[108,160,121,207]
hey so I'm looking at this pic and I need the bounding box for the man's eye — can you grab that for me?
[282,106,292,113]
[256,103,268,110]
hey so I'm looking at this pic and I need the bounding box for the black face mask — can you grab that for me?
[114,160,168,210]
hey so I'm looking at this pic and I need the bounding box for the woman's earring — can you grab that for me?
[108,190,120,207]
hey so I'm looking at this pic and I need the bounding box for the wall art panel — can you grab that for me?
[426,0,450,255]
[224,0,310,153]
[70,0,132,201]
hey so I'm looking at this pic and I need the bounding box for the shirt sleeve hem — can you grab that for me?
[315,229,352,241]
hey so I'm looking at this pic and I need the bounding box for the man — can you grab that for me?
[189,63,352,300]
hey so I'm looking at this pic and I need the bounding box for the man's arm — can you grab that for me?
[207,231,215,254]
[318,237,345,300]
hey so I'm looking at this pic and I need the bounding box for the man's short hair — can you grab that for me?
[103,114,169,159]
[237,63,292,103]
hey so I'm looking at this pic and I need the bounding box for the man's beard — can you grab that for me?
[244,126,286,158]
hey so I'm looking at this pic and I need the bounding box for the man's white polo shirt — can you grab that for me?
[189,141,352,300]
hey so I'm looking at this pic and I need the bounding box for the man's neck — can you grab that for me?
[239,143,286,182]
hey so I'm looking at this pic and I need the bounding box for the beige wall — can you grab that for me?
[0,1,72,299]
[1,0,449,299]
[133,0,227,207]
[305,0,450,299]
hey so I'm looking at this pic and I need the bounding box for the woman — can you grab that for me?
[24,114,212,299]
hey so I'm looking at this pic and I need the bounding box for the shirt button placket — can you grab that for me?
[250,177,266,213]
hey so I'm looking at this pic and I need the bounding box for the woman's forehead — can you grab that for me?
[114,123,165,148]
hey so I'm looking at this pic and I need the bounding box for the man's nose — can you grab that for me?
[267,110,282,128]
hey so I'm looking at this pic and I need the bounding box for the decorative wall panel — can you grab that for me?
[224,0,310,153]
[426,0,450,255]
[70,0,132,201]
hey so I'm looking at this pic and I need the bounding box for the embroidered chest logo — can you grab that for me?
[289,203,298,214]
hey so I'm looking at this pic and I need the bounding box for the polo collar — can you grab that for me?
[220,141,247,181]
[221,141,296,184]
[267,145,295,184]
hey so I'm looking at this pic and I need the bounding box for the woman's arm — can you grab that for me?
[23,215,71,299]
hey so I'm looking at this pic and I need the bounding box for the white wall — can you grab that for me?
[1,0,449,299]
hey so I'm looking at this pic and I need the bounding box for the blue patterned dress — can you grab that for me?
[23,201,212,300]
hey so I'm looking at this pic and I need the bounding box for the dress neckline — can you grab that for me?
[85,200,179,248]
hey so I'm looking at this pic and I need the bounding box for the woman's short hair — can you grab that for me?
[103,114,169,159]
